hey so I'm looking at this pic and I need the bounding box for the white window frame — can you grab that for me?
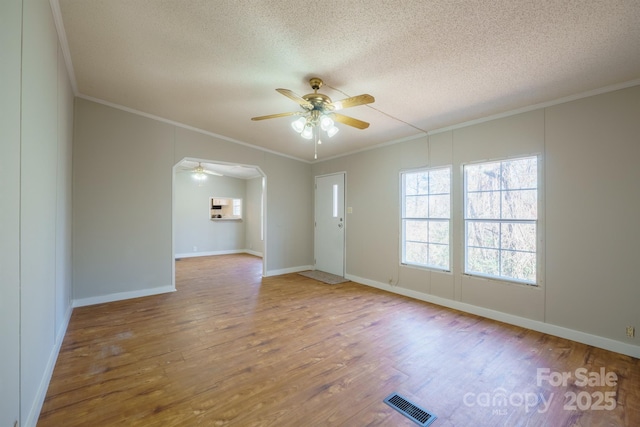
[232,198,242,217]
[463,155,539,285]
[400,166,452,272]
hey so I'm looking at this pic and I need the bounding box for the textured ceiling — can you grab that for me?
[57,0,640,162]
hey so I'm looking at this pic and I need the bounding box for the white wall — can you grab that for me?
[544,87,640,341]
[4,3,632,424]
[56,41,74,334]
[73,98,313,303]
[172,125,314,274]
[20,6,60,419]
[245,177,265,256]
[0,1,24,425]
[72,101,175,302]
[174,172,247,256]
[0,0,74,425]
[313,85,640,357]
[454,110,545,319]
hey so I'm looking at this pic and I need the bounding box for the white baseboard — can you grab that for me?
[73,285,176,308]
[346,273,640,359]
[175,249,245,259]
[175,249,263,259]
[23,303,73,427]
[265,265,313,277]
[73,248,264,308]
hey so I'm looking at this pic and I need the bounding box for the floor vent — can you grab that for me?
[384,392,437,426]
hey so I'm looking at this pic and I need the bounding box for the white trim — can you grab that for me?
[72,285,176,308]
[314,132,427,163]
[49,0,78,95]
[77,94,309,163]
[171,159,268,278]
[400,166,453,272]
[175,249,264,259]
[23,304,73,427]
[261,176,268,277]
[314,172,347,278]
[265,265,314,277]
[73,73,639,168]
[244,249,264,258]
[46,3,640,168]
[346,274,640,359]
[313,79,640,163]
[175,249,246,259]
[428,79,640,136]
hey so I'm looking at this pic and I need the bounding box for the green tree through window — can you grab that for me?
[464,156,538,284]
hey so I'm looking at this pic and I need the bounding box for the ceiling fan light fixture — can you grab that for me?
[320,116,334,131]
[252,77,374,158]
[301,125,313,140]
[327,125,339,138]
[291,116,306,133]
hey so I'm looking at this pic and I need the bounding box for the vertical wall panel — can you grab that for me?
[55,44,74,339]
[72,100,174,300]
[73,98,313,300]
[174,172,246,256]
[245,177,265,255]
[20,0,60,423]
[172,125,313,274]
[313,87,640,355]
[452,110,545,320]
[0,0,23,425]
[545,86,640,341]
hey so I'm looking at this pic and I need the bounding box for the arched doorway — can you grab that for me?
[172,158,267,287]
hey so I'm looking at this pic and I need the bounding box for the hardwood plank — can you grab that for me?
[39,254,640,426]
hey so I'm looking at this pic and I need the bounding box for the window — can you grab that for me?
[232,198,242,217]
[464,156,538,284]
[209,197,242,219]
[401,167,451,271]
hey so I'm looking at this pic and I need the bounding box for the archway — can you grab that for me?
[172,157,267,288]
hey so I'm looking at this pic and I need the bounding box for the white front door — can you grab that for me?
[314,173,345,276]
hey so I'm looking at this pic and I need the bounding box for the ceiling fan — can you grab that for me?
[177,162,222,181]
[251,78,375,158]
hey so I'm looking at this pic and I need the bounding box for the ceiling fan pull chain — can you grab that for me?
[314,126,318,160]
[251,77,374,159]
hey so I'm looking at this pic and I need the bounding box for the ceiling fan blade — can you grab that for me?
[333,113,370,129]
[251,111,301,121]
[276,88,314,110]
[328,94,374,111]
[202,169,222,176]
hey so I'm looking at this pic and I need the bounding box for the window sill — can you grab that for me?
[463,273,539,287]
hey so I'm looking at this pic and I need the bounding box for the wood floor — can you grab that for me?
[39,254,639,426]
